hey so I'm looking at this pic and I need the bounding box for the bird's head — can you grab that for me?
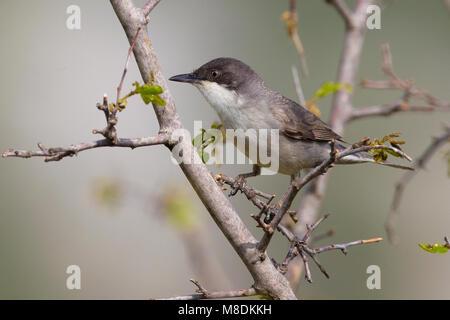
[169,58,264,109]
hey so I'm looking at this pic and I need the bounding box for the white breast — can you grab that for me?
[194,81,250,129]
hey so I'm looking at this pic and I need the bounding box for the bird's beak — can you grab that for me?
[169,73,200,84]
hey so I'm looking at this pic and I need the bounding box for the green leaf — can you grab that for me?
[386,149,401,158]
[192,134,203,148]
[201,151,210,163]
[314,82,352,99]
[418,243,449,254]
[137,84,163,95]
[149,94,166,106]
[133,82,166,106]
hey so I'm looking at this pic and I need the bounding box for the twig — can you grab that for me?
[258,140,407,253]
[2,134,169,162]
[142,0,162,17]
[308,237,383,254]
[190,279,209,298]
[283,0,309,77]
[291,65,306,106]
[116,27,141,111]
[154,279,259,300]
[386,126,450,244]
[355,43,450,120]
[350,102,446,121]
[158,287,258,300]
[219,139,410,256]
[279,214,382,282]
[325,0,356,29]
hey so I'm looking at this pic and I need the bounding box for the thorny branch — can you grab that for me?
[2,91,169,162]
[353,43,450,121]
[277,215,381,283]
[216,140,405,281]
[386,125,450,244]
[157,279,258,300]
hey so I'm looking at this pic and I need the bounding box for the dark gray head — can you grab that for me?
[169,57,263,93]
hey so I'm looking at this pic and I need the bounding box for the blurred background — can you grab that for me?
[0,0,449,299]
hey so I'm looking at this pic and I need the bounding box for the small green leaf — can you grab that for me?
[132,82,166,106]
[314,82,352,98]
[419,243,449,254]
[137,84,163,95]
[150,94,167,106]
[201,151,210,163]
[192,134,203,148]
[386,149,401,158]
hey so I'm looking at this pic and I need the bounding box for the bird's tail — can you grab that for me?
[335,143,414,171]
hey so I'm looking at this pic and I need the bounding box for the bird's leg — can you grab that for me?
[229,165,261,197]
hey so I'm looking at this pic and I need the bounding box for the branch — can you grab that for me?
[282,0,309,76]
[354,43,450,120]
[326,0,356,29]
[218,140,410,257]
[156,279,258,300]
[349,101,445,121]
[142,0,161,17]
[329,0,373,132]
[291,65,306,106]
[278,214,382,283]
[116,27,141,110]
[386,126,450,244]
[2,134,169,162]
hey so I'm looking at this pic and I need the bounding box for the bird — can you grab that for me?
[169,57,412,181]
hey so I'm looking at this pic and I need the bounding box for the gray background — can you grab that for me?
[0,0,449,299]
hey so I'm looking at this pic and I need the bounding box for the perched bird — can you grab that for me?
[170,57,412,179]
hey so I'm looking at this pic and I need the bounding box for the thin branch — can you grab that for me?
[291,65,306,106]
[279,215,382,283]
[309,237,382,254]
[349,102,447,121]
[116,27,141,110]
[2,134,169,162]
[386,126,450,244]
[158,288,258,300]
[326,0,356,29]
[142,0,162,17]
[154,279,259,300]
[283,0,309,77]
[355,43,450,120]
[257,141,409,254]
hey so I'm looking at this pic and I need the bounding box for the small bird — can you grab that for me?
[170,58,412,179]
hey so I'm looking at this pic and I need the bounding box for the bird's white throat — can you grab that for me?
[193,81,248,129]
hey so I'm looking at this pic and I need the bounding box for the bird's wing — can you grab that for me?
[269,95,342,142]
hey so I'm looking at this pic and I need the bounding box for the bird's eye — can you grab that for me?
[211,70,219,78]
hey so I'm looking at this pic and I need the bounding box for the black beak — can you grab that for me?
[169,73,200,83]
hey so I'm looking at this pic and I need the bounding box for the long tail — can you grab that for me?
[335,143,414,171]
